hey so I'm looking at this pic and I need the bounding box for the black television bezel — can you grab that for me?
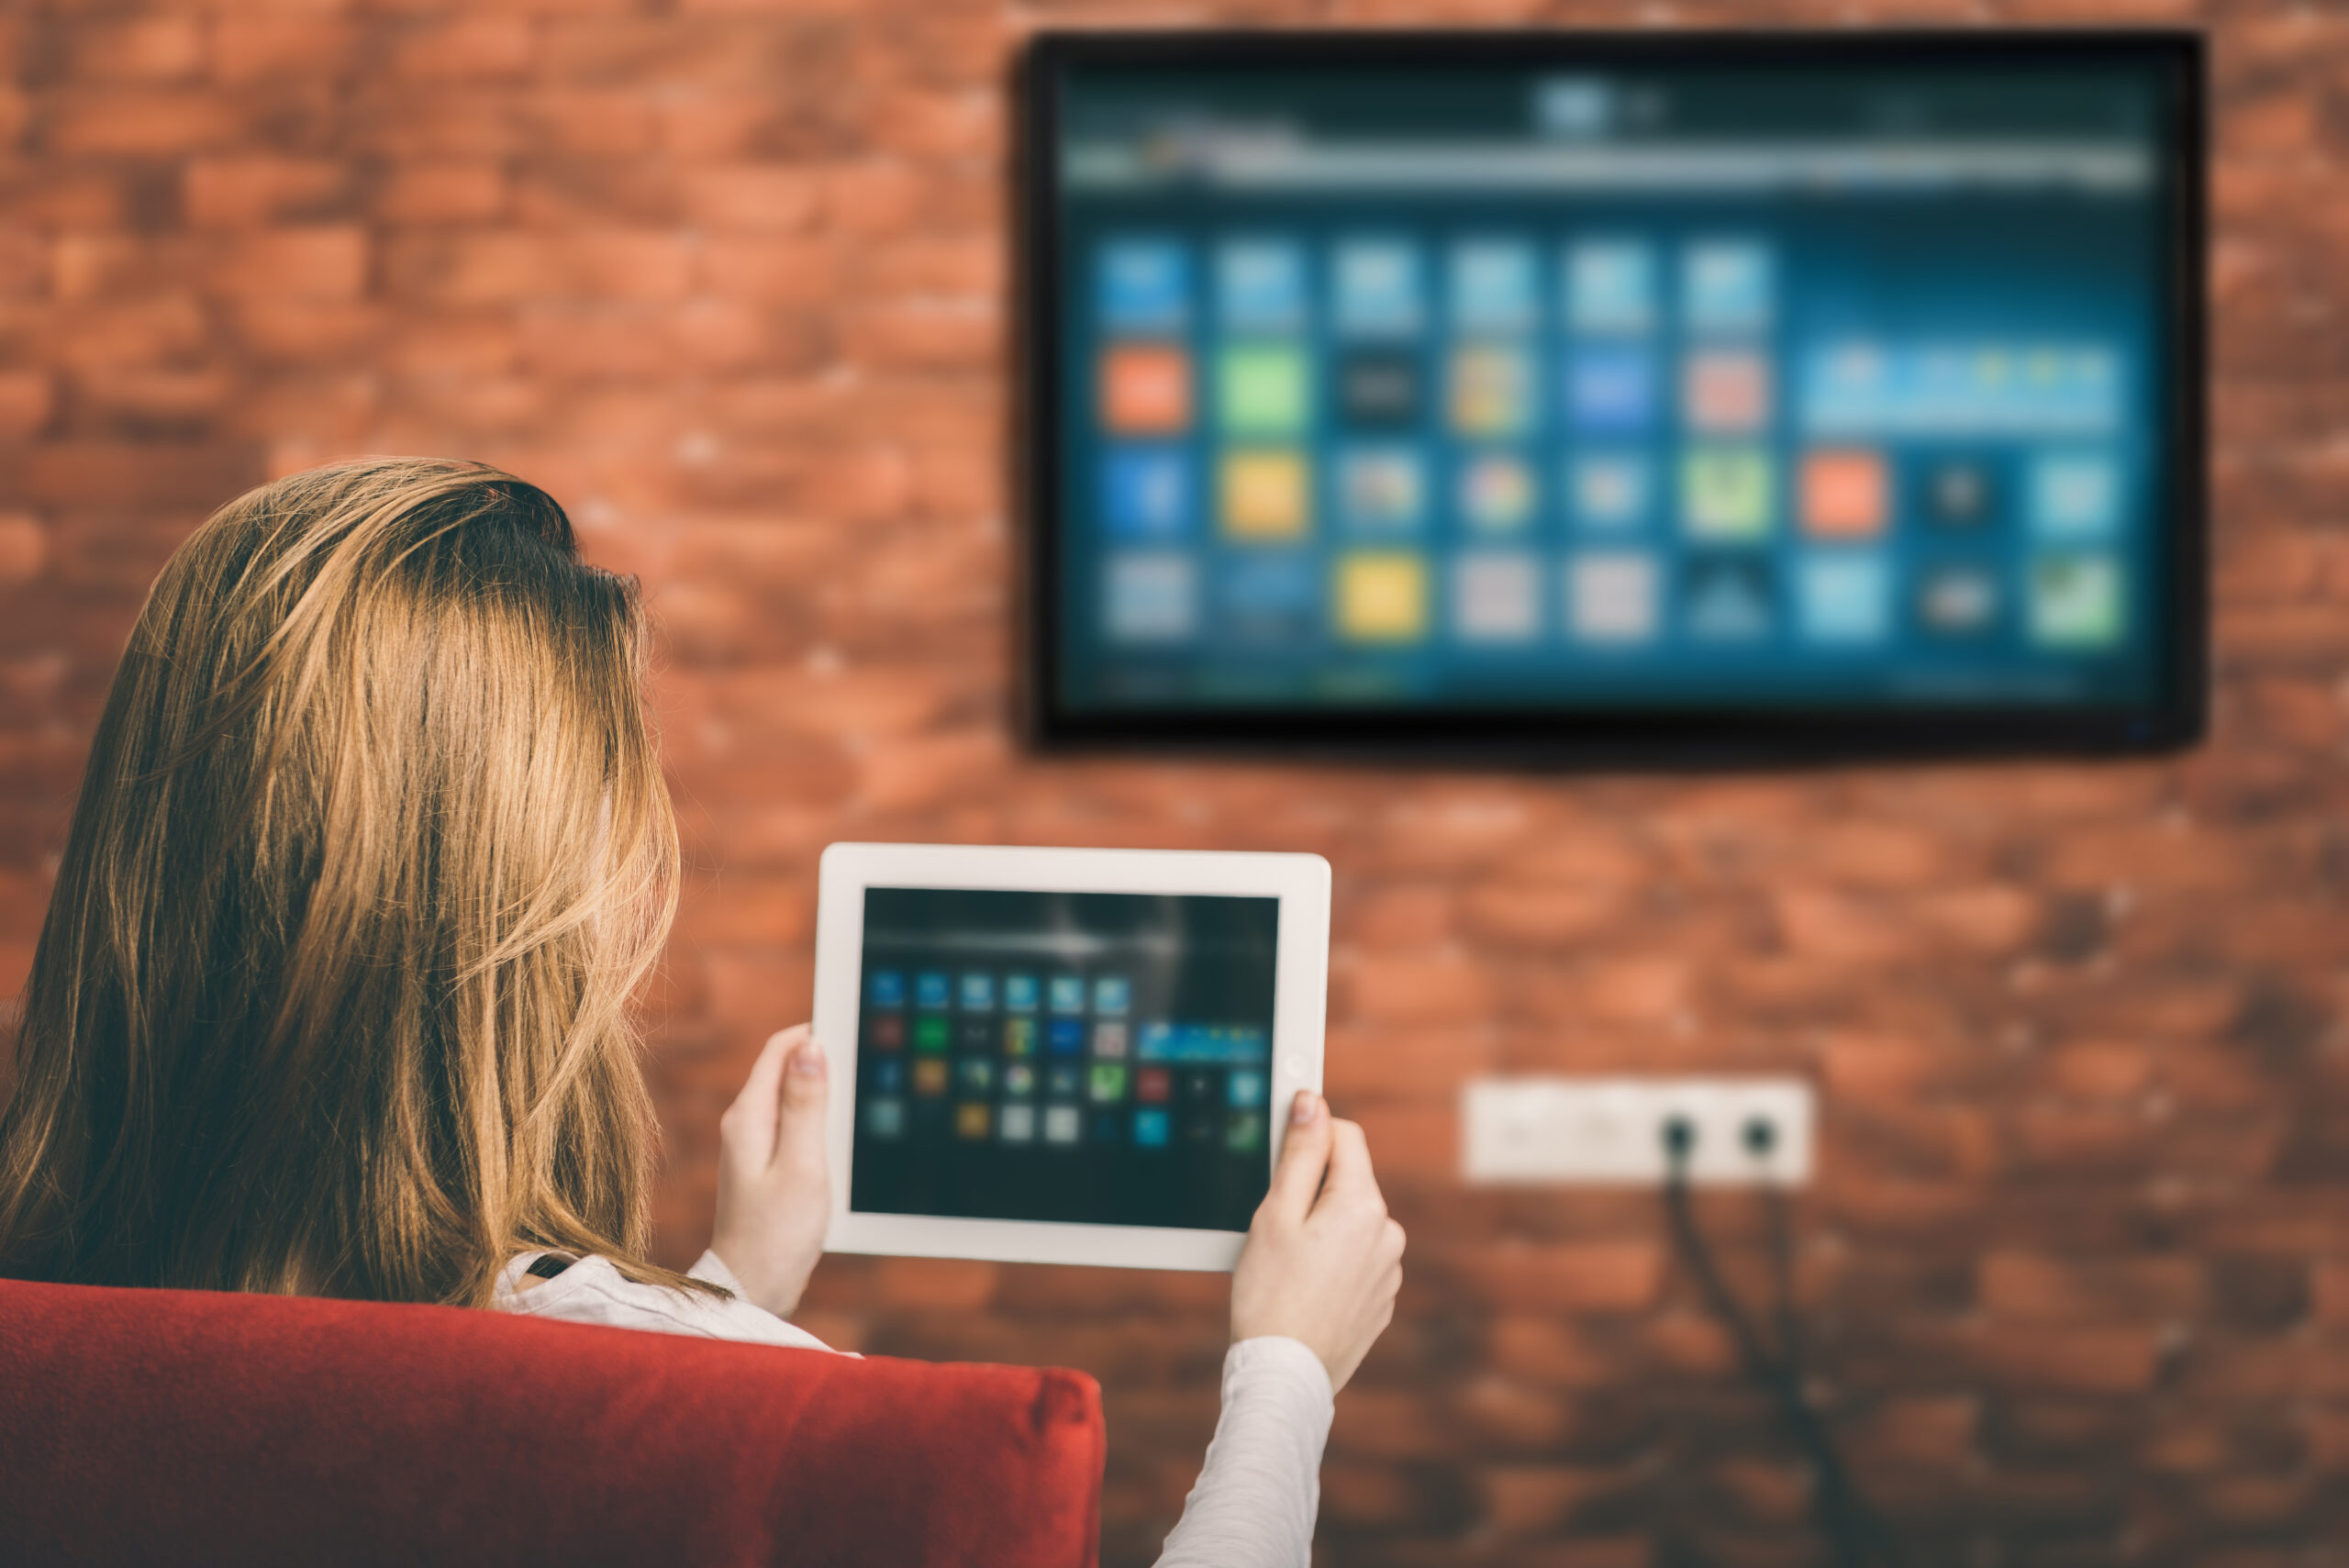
[1014,28,2208,770]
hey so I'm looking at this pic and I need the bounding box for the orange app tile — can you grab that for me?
[913,1058,949,1095]
[1100,344,1191,434]
[1801,450,1889,538]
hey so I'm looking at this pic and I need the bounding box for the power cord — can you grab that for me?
[1661,1116,1904,1568]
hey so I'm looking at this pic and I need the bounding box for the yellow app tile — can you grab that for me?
[1221,450,1309,540]
[1336,552,1429,642]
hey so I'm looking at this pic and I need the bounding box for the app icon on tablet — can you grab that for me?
[1136,1067,1173,1104]
[1091,1111,1125,1143]
[1566,240,1657,335]
[865,1098,905,1139]
[998,1104,1036,1143]
[1048,1018,1085,1055]
[956,1059,995,1095]
[955,1103,991,1140]
[1684,240,1774,334]
[1049,976,1087,1014]
[1089,1064,1129,1102]
[870,1058,906,1095]
[957,1019,994,1051]
[1333,239,1423,336]
[1044,1106,1083,1145]
[1104,448,1195,542]
[1219,239,1308,332]
[1098,239,1190,333]
[1133,1107,1173,1149]
[916,972,951,1009]
[1045,1063,1082,1099]
[912,1059,949,1096]
[1100,345,1192,435]
[1093,1021,1129,1059]
[1337,350,1421,428]
[868,1014,905,1051]
[1229,1069,1267,1108]
[1003,1063,1037,1097]
[1226,1113,1265,1152]
[1003,974,1039,1012]
[1453,552,1541,643]
[867,971,905,1008]
[914,1016,949,1052]
[1451,239,1540,333]
[1094,977,1131,1015]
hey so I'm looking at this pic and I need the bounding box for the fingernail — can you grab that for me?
[792,1040,826,1076]
[1291,1090,1319,1127]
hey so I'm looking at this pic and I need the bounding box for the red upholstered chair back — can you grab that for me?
[0,1276,1104,1568]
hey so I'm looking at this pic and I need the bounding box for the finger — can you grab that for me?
[1319,1118,1382,1210]
[770,1032,830,1174]
[1263,1091,1332,1223]
[723,1026,805,1165]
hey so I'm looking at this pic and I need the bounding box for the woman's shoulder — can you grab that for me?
[493,1251,836,1353]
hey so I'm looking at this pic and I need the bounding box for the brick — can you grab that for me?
[43,90,243,155]
[213,17,353,85]
[681,163,823,232]
[63,16,206,82]
[0,514,45,584]
[210,229,368,300]
[391,16,536,81]
[1437,1241,1666,1314]
[0,371,51,437]
[374,161,506,223]
[1973,1323,2166,1396]
[1979,1252,2205,1322]
[184,157,351,228]
[1480,1464,1642,1538]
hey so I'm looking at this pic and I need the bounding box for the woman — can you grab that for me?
[0,457,1404,1566]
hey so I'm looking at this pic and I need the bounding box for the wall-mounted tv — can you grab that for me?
[1018,30,2206,766]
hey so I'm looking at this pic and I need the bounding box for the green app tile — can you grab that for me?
[1219,344,1309,436]
[914,1015,950,1052]
[2029,554,2122,647]
[1682,448,1775,540]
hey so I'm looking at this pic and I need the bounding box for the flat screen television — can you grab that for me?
[1017,30,2206,766]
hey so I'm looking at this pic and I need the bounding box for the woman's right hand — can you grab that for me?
[1229,1091,1406,1394]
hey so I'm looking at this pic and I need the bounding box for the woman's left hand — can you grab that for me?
[709,1024,832,1319]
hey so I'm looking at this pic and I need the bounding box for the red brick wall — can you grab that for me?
[3,2,2345,1562]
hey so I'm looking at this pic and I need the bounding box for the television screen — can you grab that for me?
[1019,32,2205,763]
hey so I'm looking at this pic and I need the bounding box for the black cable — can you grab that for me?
[1661,1119,1903,1568]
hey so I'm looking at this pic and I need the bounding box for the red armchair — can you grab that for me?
[0,1276,1104,1567]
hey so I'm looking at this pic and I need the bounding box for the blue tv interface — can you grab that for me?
[1022,34,2204,761]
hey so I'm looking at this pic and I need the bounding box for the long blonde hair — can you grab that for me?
[0,457,707,1305]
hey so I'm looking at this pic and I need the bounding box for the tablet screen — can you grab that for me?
[851,886,1280,1232]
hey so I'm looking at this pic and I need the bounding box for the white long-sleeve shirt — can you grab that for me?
[492,1251,1334,1567]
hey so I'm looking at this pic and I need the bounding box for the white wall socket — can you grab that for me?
[1462,1076,1815,1186]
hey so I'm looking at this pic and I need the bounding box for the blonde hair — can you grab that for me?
[0,457,707,1305]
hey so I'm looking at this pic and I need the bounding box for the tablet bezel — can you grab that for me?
[815,841,1330,1272]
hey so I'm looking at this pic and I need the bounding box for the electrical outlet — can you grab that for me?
[1462,1076,1815,1186]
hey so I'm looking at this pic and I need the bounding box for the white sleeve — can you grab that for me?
[1151,1336,1335,1568]
[492,1250,839,1353]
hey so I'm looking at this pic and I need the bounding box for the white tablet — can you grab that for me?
[815,843,1330,1272]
